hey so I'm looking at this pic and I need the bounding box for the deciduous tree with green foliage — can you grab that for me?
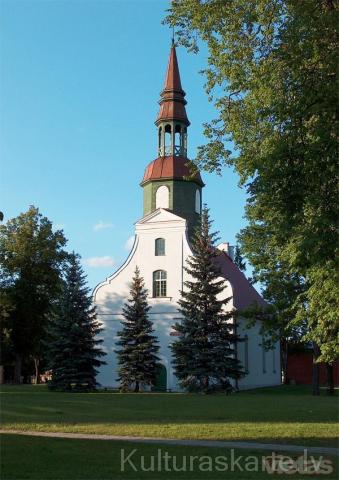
[0,206,67,382]
[48,253,106,392]
[171,206,244,393]
[116,267,160,392]
[166,1,338,391]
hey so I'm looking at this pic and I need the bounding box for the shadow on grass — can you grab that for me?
[1,434,338,480]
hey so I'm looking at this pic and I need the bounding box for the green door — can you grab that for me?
[153,364,167,391]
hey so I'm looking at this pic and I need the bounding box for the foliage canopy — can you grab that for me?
[166,0,338,363]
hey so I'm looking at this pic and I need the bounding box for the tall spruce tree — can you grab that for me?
[48,253,106,392]
[171,207,244,393]
[116,267,160,392]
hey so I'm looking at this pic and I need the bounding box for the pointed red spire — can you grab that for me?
[163,44,183,92]
[156,45,190,126]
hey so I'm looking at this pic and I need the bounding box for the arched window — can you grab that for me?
[153,270,167,297]
[262,336,266,374]
[155,238,165,256]
[156,185,169,209]
[195,189,201,214]
[244,334,249,373]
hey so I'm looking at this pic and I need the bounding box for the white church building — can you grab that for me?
[94,44,281,391]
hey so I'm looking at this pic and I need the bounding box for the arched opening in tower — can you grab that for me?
[164,124,172,156]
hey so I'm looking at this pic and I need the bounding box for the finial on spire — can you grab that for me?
[172,25,175,47]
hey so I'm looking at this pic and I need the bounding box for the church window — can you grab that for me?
[244,335,249,373]
[195,189,201,214]
[272,347,276,373]
[155,238,165,256]
[156,185,169,209]
[153,270,167,297]
[262,337,266,374]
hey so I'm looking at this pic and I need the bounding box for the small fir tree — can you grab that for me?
[48,253,106,392]
[116,267,160,392]
[171,206,244,393]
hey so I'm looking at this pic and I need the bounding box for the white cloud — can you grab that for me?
[124,235,135,251]
[93,221,114,231]
[83,256,115,268]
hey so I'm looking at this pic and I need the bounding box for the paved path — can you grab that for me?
[1,429,338,456]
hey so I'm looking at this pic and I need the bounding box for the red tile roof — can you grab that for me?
[141,156,204,186]
[215,251,266,311]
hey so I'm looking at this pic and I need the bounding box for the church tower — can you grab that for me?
[94,41,281,392]
[141,43,204,240]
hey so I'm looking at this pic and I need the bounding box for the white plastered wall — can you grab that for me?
[94,208,280,390]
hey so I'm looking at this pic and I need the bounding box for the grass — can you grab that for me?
[1,434,338,480]
[1,385,338,447]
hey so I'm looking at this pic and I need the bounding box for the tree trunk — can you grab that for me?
[134,381,139,393]
[326,363,334,396]
[34,358,40,384]
[14,355,22,384]
[312,344,320,396]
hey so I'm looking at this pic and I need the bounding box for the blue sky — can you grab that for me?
[1,0,249,290]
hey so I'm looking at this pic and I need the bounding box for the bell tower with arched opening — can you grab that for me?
[141,42,204,240]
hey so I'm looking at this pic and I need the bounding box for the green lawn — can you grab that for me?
[1,434,338,480]
[1,385,338,447]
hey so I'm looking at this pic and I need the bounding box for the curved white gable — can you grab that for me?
[93,234,138,302]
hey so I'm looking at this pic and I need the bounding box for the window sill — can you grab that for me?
[151,296,173,301]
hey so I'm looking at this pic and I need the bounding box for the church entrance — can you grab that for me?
[152,364,167,391]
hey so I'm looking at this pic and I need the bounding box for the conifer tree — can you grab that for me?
[116,267,160,392]
[48,253,106,392]
[171,206,244,393]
